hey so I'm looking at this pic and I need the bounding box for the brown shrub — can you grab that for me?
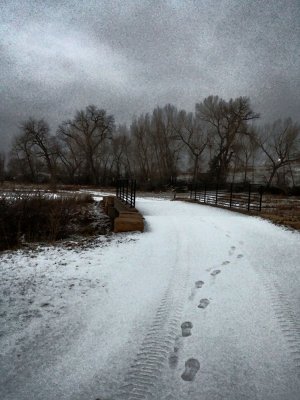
[0,192,96,251]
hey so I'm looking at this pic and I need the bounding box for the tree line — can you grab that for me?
[3,95,300,189]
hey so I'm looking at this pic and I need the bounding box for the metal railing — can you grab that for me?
[116,179,136,208]
[190,182,264,212]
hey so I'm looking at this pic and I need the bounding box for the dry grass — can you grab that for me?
[260,195,300,231]
[0,191,111,251]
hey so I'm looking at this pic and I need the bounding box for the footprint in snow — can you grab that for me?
[181,358,200,381]
[190,281,205,300]
[222,261,230,265]
[229,246,236,256]
[168,336,182,368]
[198,298,210,309]
[181,321,193,337]
[237,254,244,259]
[211,269,221,276]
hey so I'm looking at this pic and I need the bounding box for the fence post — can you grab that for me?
[216,183,219,204]
[133,180,136,208]
[259,186,263,211]
[247,183,251,211]
[115,178,136,207]
[204,183,206,203]
[230,183,233,208]
[194,183,197,201]
[129,180,133,207]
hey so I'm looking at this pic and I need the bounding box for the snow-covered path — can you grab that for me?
[1,197,300,399]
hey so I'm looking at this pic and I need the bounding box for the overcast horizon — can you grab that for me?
[1,0,299,152]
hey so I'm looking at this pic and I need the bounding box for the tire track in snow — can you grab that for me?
[236,231,300,379]
[239,239,300,374]
[116,222,190,399]
[262,278,300,374]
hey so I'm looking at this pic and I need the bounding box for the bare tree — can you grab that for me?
[97,139,114,186]
[131,114,155,182]
[57,105,114,184]
[9,125,38,181]
[150,105,182,183]
[196,96,259,182]
[131,105,183,186]
[111,125,132,178]
[255,118,300,187]
[231,129,259,183]
[174,110,208,183]
[0,153,5,184]
[20,118,58,184]
[56,129,84,183]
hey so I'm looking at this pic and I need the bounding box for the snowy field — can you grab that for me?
[1,194,300,400]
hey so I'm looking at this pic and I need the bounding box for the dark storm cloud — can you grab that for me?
[0,0,299,151]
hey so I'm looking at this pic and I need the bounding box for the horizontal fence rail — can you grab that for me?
[190,183,264,212]
[116,179,136,208]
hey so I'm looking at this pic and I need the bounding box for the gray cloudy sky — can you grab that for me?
[1,0,299,151]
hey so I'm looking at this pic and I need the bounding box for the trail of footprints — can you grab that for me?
[112,242,243,399]
[177,239,300,387]
[178,241,243,383]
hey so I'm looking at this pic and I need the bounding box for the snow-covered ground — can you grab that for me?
[0,195,300,400]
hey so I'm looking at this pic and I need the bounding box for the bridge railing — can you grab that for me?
[116,179,136,208]
[190,182,264,212]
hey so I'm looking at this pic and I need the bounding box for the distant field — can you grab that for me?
[1,182,300,232]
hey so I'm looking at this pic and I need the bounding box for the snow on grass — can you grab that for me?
[1,195,300,399]
[0,232,148,398]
